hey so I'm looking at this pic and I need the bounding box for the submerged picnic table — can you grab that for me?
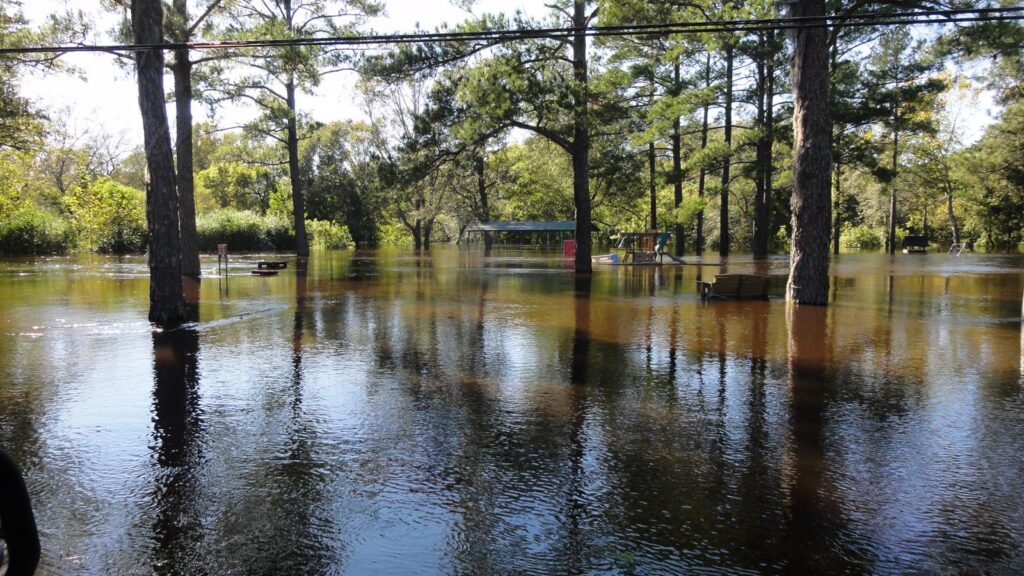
[698,274,771,300]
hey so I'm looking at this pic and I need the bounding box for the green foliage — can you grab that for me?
[196,209,294,251]
[63,177,147,253]
[841,225,884,250]
[306,219,352,250]
[195,161,282,213]
[0,206,73,255]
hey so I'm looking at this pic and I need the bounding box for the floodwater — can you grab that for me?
[1,248,1022,575]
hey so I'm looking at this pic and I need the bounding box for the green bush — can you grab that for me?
[0,208,74,255]
[196,209,295,251]
[64,178,147,253]
[841,225,884,250]
[307,219,352,250]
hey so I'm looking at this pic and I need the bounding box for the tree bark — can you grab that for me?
[285,77,309,257]
[172,50,201,278]
[720,44,734,258]
[648,140,657,230]
[696,52,711,256]
[476,152,493,250]
[787,0,832,306]
[672,59,684,256]
[571,0,592,273]
[753,34,770,259]
[887,130,899,255]
[132,0,187,326]
[832,161,842,255]
[945,183,960,245]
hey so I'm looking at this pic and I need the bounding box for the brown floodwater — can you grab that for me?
[0,248,1022,575]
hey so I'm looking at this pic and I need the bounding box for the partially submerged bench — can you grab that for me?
[698,274,770,300]
[252,269,279,276]
[257,261,288,270]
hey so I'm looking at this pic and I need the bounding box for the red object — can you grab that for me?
[563,239,576,258]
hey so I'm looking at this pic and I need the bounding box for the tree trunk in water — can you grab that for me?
[752,34,770,259]
[787,0,832,306]
[132,0,186,327]
[424,218,433,249]
[412,218,422,250]
[571,0,592,273]
[672,116,683,255]
[832,161,842,255]
[476,153,493,250]
[887,130,899,255]
[285,78,309,257]
[648,141,657,229]
[945,183,960,245]
[720,44,733,258]
[672,59,683,255]
[696,52,711,256]
[172,50,200,278]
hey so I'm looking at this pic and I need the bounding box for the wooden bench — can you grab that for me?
[698,274,770,300]
[257,261,288,270]
[251,269,279,276]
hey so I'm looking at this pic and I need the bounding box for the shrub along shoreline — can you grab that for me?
[0,206,351,256]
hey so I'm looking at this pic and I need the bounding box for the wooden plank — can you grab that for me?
[251,270,279,276]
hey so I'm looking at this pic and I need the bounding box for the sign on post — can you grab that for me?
[217,244,227,256]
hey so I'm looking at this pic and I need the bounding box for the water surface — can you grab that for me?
[1,248,1022,575]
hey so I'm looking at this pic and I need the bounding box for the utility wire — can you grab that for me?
[0,6,1021,56]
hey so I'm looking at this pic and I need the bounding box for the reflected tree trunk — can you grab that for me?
[151,326,204,573]
[783,303,842,572]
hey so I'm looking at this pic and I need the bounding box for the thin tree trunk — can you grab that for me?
[887,130,899,254]
[476,152,493,250]
[285,77,309,257]
[832,161,842,255]
[765,49,776,249]
[696,52,711,256]
[672,117,683,255]
[787,0,832,306]
[571,0,592,273]
[720,44,733,258]
[172,50,200,278]
[648,140,657,229]
[132,0,186,326]
[945,183,960,244]
[672,59,684,256]
[753,34,770,259]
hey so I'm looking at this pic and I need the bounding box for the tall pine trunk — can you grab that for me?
[720,44,734,258]
[886,131,899,254]
[696,52,711,256]
[285,77,309,257]
[648,141,657,229]
[832,162,842,255]
[672,59,684,256]
[172,50,200,278]
[752,34,770,259]
[132,0,186,326]
[571,0,592,273]
[787,0,832,306]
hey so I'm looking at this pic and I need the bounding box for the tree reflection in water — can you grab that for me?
[150,325,204,575]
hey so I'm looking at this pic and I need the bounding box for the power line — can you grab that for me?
[0,6,1021,56]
